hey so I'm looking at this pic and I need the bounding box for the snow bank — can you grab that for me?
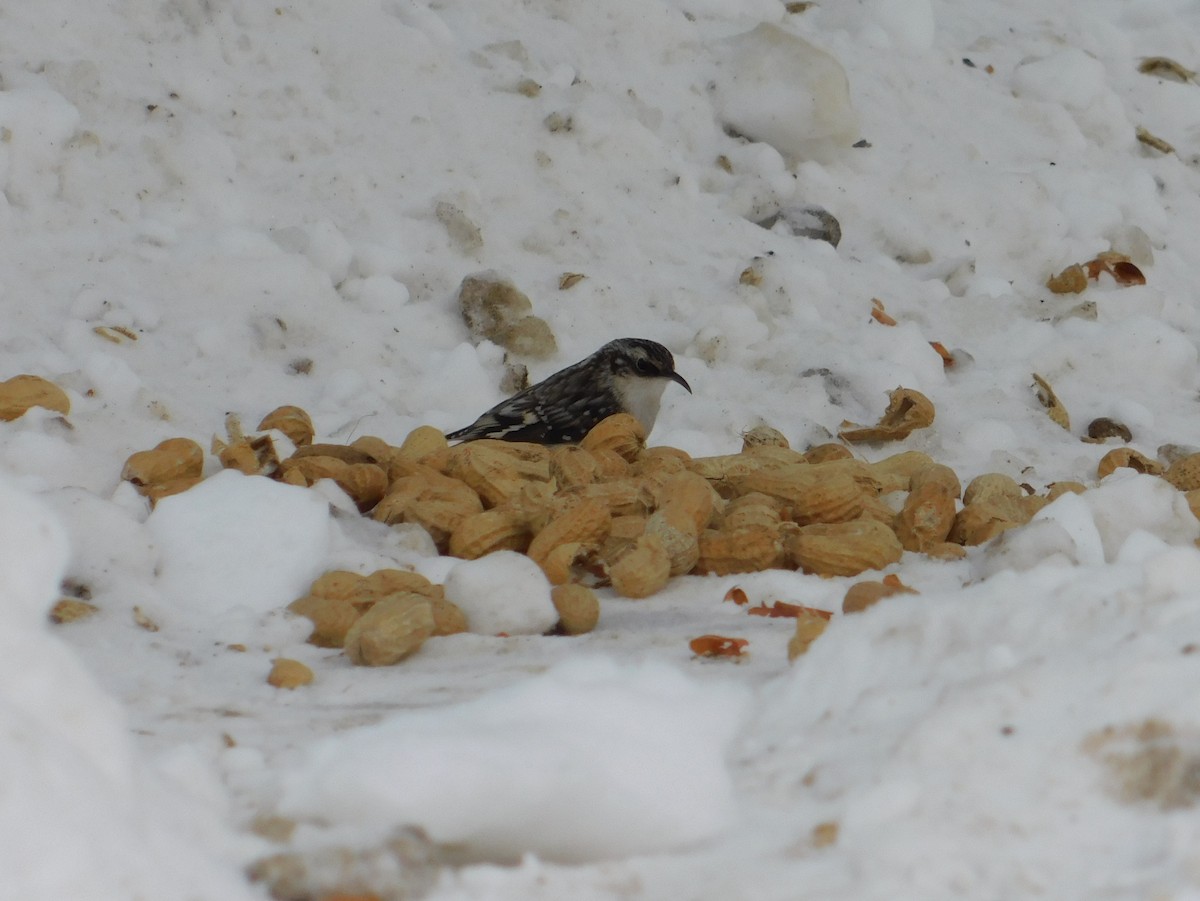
[0,474,255,899]
[748,537,1200,897]
[281,657,748,862]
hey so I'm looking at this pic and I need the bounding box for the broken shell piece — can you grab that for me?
[1047,263,1088,294]
[279,456,389,512]
[257,405,314,446]
[122,437,205,498]
[842,574,917,614]
[267,658,314,689]
[1138,56,1196,83]
[690,634,748,658]
[217,434,279,476]
[1085,251,1146,286]
[787,610,829,660]
[0,374,70,421]
[1097,447,1163,479]
[50,598,100,624]
[1136,126,1175,155]
[838,388,935,443]
[1031,374,1070,431]
[870,298,897,326]
[1085,418,1133,444]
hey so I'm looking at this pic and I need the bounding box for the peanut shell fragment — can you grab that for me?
[839,388,935,443]
[787,610,829,660]
[1097,447,1162,479]
[122,437,205,499]
[267,658,314,689]
[257,405,314,446]
[1032,374,1070,431]
[0,374,70,420]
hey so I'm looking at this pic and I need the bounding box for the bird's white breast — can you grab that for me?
[612,374,670,434]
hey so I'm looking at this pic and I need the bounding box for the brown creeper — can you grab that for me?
[446,338,692,444]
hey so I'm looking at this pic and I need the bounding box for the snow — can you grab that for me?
[441,551,559,636]
[0,0,1199,898]
[0,475,255,900]
[147,469,333,624]
[280,657,747,863]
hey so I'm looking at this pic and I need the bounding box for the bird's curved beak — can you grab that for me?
[670,371,692,394]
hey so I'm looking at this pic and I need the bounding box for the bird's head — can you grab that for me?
[603,338,692,394]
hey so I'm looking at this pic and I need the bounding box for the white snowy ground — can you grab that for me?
[3,0,1200,897]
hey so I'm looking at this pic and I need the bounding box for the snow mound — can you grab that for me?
[0,474,255,898]
[146,469,333,622]
[280,657,748,862]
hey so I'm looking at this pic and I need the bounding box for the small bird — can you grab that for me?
[446,337,692,444]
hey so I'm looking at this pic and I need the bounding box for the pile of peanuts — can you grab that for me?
[123,405,1080,599]
[114,401,1200,670]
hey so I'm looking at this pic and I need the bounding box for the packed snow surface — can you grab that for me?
[3,0,1200,898]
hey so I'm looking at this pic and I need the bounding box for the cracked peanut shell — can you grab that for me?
[257,405,314,447]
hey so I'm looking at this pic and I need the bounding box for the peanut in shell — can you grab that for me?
[449,507,532,559]
[695,525,785,575]
[609,533,671,598]
[527,496,611,565]
[894,480,957,552]
[551,583,601,634]
[961,472,1023,506]
[580,413,646,462]
[343,592,435,666]
[787,519,903,577]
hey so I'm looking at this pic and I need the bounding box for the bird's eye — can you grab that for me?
[634,358,654,374]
